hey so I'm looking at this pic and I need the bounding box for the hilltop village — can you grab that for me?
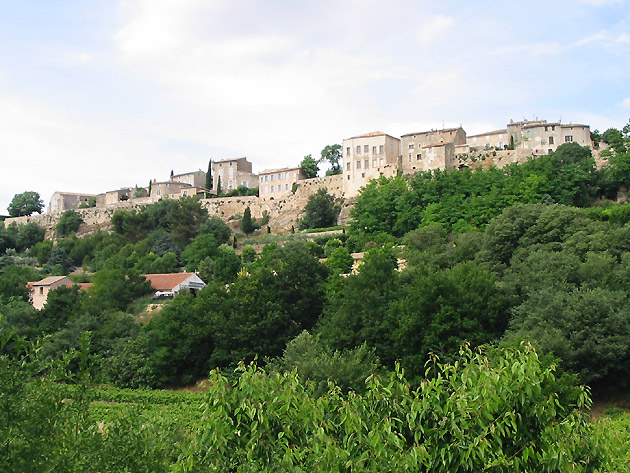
[10,118,595,233]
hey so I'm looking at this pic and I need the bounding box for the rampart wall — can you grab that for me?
[3,175,348,236]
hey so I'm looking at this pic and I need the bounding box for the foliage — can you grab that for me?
[206,160,212,189]
[0,265,41,302]
[320,143,342,175]
[299,188,339,230]
[198,216,231,245]
[7,191,44,217]
[57,210,83,237]
[266,331,380,395]
[299,154,319,179]
[174,344,602,472]
[240,206,256,234]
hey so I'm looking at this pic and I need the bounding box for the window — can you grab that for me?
[565,135,573,142]
[408,153,412,161]
[552,126,556,131]
[39,287,44,295]
[183,190,188,196]
[278,173,282,180]
[544,126,548,131]
[361,173,365,178]
[347,175,350,180]
[499,133,503,138]
[264,186,268,193]
[379,145,384,154]
[271,185,274,192]
[346,147,350,156]
[473,137,478,142]
[285,183,289,191]
[285,172,289,179]
[364,145,369,153]
[356,160,361,169]
[372,146,377,154]
[364,159,369,168]
[417,154,421,160]
[157,189,161,196]
[270,174,274,181]
[346,162,351,171]
[409,143,414,149]
[373,159,377,167]
[356,145,361,154]
[549,136,554,145]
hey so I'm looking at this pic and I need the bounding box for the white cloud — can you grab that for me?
[580,0,623,5]
[0,94,175,213]
[620,98,630,108]
[418,15,454,45]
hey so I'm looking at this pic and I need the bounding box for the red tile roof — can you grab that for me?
[144,273,197,291]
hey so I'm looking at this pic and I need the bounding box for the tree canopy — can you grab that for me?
[8,191,44,217]
[299,154,319,179]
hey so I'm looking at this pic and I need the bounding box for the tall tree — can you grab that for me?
[299,188,339,230]
[240,207,255,234]
[7,191,44,217]
[206,160,213,189]
[320,144,342,175]
[300,154,319,179]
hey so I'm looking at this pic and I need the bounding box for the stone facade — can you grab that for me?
[259,167,306,200]
[466,129,509,150]
[342,132,400,197]
[171,170,206,188]
[49,192,97,213]
[505,119,592,155]
[212,157,259,191]
[400,127,466,174]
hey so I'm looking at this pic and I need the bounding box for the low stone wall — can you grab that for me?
[3,174,349,235]
[455,149,534,170]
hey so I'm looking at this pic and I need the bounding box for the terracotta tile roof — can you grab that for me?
[144,273,196,291]
[467,129,507,138]
[259,166,301,174]
[349,131,386,139]
[27,276,70,286]
[401,127,463,138]
[74,283,94,291]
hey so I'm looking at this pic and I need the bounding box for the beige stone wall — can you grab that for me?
[467,130,508,150]
[455,148,534,170]
[342,133,400,197]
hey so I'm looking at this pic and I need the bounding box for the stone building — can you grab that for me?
[466,129,509,150]
[342,132,400,197]
[400,127,467,174]
[259,167,306,200]
[508,119,592,155]
[212,158,259,192]
[171,170,207,188]
[48,192,97,213]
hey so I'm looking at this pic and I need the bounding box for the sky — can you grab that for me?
[1,0,629,214]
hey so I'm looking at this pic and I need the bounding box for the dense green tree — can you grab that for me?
[181,234,219,271]
[266,331,380,394]
[199,216,231,245]
[45,247,75,274]
[84,269,152,313]
[320,144,342,175]
[299,188,339,230]
[318,247,400,365]
[7,191,44,217]
[240,206,255,234]
[206,160,212,189]
[299,154,319,178]
[507,286,630,388]
[0,265,41,301]
[15,222,45,252]
[56,210,83,237]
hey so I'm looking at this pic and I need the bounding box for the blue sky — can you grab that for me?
[1,0,629,213]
